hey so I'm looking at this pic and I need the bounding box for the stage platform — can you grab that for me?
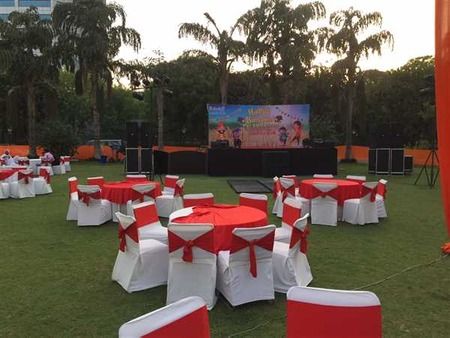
[154,147,337,177]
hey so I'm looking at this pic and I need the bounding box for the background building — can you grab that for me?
[0,0,73,21]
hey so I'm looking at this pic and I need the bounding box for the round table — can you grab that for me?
[102,180,162,204]
[299,179,361,205]
[169,204,268,252]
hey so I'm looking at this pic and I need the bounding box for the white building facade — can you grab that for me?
[0,0,73,21]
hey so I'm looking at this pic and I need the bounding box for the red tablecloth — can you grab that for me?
[170,204,268,252]
[299,179,361,205]
[0,170,15,181]
[101,180,161,204]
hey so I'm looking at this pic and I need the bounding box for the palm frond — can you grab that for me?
[178,22,218,46]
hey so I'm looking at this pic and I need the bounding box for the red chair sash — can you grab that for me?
[174,184,184,197]
[282,185,296,201]
[311,186,339,200]
[282,203,302,227]
[362,186,377,202]
[77,190,101,206]
[165,176,178,189]
[118,221,139,252]
[18,171,32,184]
[60,158,65,164]
[168,230,215,262]
[230,231,274,277]
[18,160,29,166]
[39,168,51,184]
[134,204,159,227]
[0,159,5,166]
[68,180,78,195]
[273,180,281,199]
[133,189,155,202]
[376,183,387,199]
[289,226,310,254]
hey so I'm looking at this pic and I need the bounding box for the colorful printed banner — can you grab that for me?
[208,104,310,149]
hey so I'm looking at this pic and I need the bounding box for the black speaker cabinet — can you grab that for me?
[126,120,151,148]
[390,148,405,175]
[404,155,413,174]
[261,151,290,177]
[368,149,376,174]
[125,148,139,173]
[141,148,153,173]
[376,148,390,174]
[125,148,152,174]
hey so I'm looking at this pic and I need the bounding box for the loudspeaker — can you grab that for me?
[404,155,413,174]
[126,120,151,148]
[368,149,376,174]
[125,148,139,173]
[141,148,153,173]
[376,149,390,174]
[125,148,153,174]
[262,151,290,177]
[390,148,405,175]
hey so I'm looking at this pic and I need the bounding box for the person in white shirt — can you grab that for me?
[42,149,55,165]
[1,149,15,166]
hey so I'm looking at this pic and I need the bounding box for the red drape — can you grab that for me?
[436,0,450,237]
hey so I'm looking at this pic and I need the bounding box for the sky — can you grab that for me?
[111,0,434,72]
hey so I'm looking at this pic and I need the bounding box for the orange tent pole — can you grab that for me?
[435,0,450,237]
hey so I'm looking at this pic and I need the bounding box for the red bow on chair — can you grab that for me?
[133,189,154,202]
[311,186,339,200]
[118,221,139,252]
[18,171,32,184]
[60,158,65,165]
[18,160,29,166]
[39,168,51,184]
[362,186,377,202]
[230,231,274,278]
[282,185,296,202]
[168,230,215,262]
[174,184,184,197]
[77,190,101,206]
[289,226,310,254]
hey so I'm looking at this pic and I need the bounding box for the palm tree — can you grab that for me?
[53,0,141,159]
[179,12,244,104]
[238,0,326,104]
[324,7,393,160]
[0,8,58,157]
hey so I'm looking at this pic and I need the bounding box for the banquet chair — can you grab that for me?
[87,176,105,187]
[126,183,157,215]
[286,286,382,338]
[32,167,53,195]
[274,197,302,244]
[313,174,334,178]
[76,185,112,226]
[52,159,66,175]
[276,177,297,217]
[62,156,71,172]
[346,175,367,183]
[273,214,313,292]
[39,164,53,176]
[156,178,185,218]
[0,175,10,199]
[66,177,79,221]
[118,296,210,338]
[272,176,282,215]
[126,174,147,182]
[132,201,168,244]
[310,183,338,226]
[376,179,388,218]
[183,193,215,208]
[167,223,217,310]
[343,182,379,225]
[9,169,35,199]
[112,212,169,293]
[162,175,180,195]
[217,225,276,306]
[239,193,268,214]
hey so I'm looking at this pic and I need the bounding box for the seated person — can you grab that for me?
[41,148,56,166]
[0,149,15,166]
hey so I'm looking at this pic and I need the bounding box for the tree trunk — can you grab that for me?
[219,71,228,105]
[345,83,355,160]
[268,54,280,104]
[91,76,101,160]
[26,83,37,157]
[156,87,164,150]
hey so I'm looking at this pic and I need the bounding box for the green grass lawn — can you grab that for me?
[1,161,449,337]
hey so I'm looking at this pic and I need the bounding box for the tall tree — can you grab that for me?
[0,8,58,156]
[53,0,141,159]
[238,0,326,104]
[324,7,393,160]
[178,12,244,104]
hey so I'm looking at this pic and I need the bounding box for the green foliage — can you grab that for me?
[37,119,80,157]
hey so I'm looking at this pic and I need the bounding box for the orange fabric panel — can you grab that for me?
[435,0,450,236]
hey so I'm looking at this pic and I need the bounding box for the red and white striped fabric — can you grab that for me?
[132,201,167,244]
[217,225,276,306]
[376,179,388,218]
[118,296,210,338]
[87,176,105,188]
[239,193,268,214]
[167,224,217,309]
[183,193,214,208]
[274,198,302,244]
[286,286,382,338]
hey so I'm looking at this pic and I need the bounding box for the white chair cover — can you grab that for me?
[66,177,79,221]
[217,225,276,306]
[62,156,71,172]
[156,178,185,218]
[29,158,42,175]
[183,193,214,208]
[274,198,302,244]
[118,297,210,338]
[346,175,367,182]
[310,183,338,226]
[166,223,217,310]
[272,176,282,215]
[162,175,180,195]
[126,183,156,215]
[276,177,297,217]
[376,179,388,218]
[32,177,52,195]
[9,169,35,199]
[313,174,334,178]
[343,182,379,225]
[76,185,112,226]
[132,201,168,244]
[273,214,313,293]
[239,193,268,214]
[52,162,66,175]
[112,212,169,293]
[0,180,9,199]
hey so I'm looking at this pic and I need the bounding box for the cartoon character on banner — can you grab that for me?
[215,121,227,141]
[278,127,289,146]
[232,128,242,148]
[290,120,303,146]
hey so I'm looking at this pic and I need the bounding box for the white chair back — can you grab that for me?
[116,212,140,255]
[313,174,334,178]
[168,224,215,262]
[346,175,366,182]
[77,184,102,205]
[230,225,275,265]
